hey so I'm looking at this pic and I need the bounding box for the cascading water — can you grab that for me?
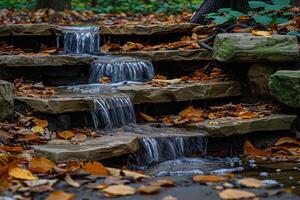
[61,26,100,54]
[136,136,208,165]
[89,56,155,83]
[91,96,136,129]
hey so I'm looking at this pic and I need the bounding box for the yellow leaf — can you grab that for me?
[274,137,300,147]
[9,167,37,180]
[31,126,45,135]
[219,189,256,200]
[251,30,272,37]
[103,185,136,196]
[46,191,74,200]
[82,161,109,176]
[58,131,75,140]
[28,157,56,174]
[32,118,48,128]
[193,175,227,183]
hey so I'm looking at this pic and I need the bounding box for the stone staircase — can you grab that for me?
[0,22,299,163]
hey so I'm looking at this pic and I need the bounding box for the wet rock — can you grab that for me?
[117,81,241,104]
[269,70,300,108]
[111,49,212,62]
[0,55,98,67]
[0,24,59,37]
[186,114,296,137]
[0,80,14,119]
[32,135,139,163]
[213,33,299,62]
[248,64,277,98]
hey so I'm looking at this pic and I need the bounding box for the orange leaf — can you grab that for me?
[82,161,109,176]
[274,137,300,147]
[28,157,56,173]
[238,112,257,119]
[9,167,37,180]
[244,140,270,157]
[58,131,75,140]
[32,118,48,128]
[0,146,24,153]
[46,191,74,200]
[193,175,227,183]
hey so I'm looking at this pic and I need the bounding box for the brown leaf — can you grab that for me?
[58,131,75,140]
[219,189,256,200]
[107,167,148,180]
[193,175,227,183]
[32,118,48,128]
[28,157,56,173]
[0,154,17,191]
[0,146,24,153]
[139,112,157,122]
[274,137,300,147]
[46,191,75,200]
[9,167,37,180]
[238,178,264,188]
[103,185,136,196]
[138,185,161,194]
[251,30,272,36]
[244,140,270,157]
[82,161,109,176]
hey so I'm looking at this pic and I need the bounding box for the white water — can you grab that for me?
[91,96,136,129]
[89,56,154,83]
[61,26,100,54]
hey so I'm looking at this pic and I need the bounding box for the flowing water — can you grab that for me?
[89,56,155,83]
[91,96,136,129]
[61,26,100,54]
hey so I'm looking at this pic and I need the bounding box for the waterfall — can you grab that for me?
[89,56,155,83]
[91,96,136,129]
[136,136,207,165]
[61,26,100,54]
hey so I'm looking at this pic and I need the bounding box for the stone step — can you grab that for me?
[15,81,241,114]
[0,50,211,68]
[269,70,300,108]
[32,124,207,163]
[213,33,299,63]
[185,114,296,137]
[0,23,197,36]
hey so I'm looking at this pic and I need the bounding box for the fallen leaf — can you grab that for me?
[0,146,24,153]
[28,157,56,173]
[244,140,270,157]
[287,148,300,155]
[138,185,161,194]
[252,30,272,36]
[139,112,157,122]
[46,191,74,200]
[219,189,256,200]
[82,161,109,176]
[152,78,182,84]
[103,185,136,196]
[58,131,75,140]
[0,154,17,191]
[274,137,300,147]
[32,118,48,128]
[193,175,227,183]
[238,112,257,119]
[9,167,37,180]
[162,195,178,200]
[31,126,45,135]
[24,179,58,187]
[107,167,148,180]
[238,178,264,188]
[149,179,174,187]
[65,173,80,188]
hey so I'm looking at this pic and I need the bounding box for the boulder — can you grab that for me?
[269,70,300,108]
[248,64,277,98]
[213,33,299,62]
[0,81,14,119]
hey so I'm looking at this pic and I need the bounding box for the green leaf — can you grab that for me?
[264,4,286,11]
[228,10,245,17]
[213,16,230,25]
[253,15,273,25]
[205,12,219,19]
[218,8,232,14]
[270,0,291,6]
[274,17,290,24]
[249,1,268,9]
[287,31,300,37]
[282,12,296,16]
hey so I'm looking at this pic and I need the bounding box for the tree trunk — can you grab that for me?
[36,0,72,11]
[191,0,250,23]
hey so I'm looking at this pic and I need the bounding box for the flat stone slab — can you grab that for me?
[269,70,300,108]
[213,33,299,63]
[32,135,139,163]
[117,81,241,104]
[111,49,212,62]
[0,23,197,36]
[0,55,98,67]
[185,114,296,137]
